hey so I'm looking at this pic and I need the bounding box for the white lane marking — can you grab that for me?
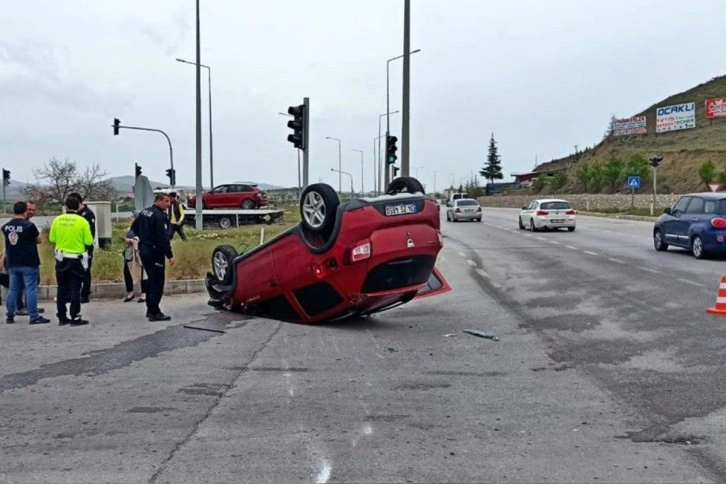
[466,259,477,267]
[584,251,598,256]
[458,252,466,258]
[536,237,545,241]
[476,268,489,278]
[315,460,332,483]
[565,245,577,250]
[523,233,533,237]
[608,258,624,264]
[639,266,659,274]
[547,240,559,245]
[678,278,706,288]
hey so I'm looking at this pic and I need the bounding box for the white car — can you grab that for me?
[446,198,482,222]
[519,198,576,231]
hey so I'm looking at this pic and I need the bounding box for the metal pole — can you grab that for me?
[338,140,342,193]
[297,148,301,199]
[303,97,310,188]
[653,167,658,213]
[401,0,411,175]
[194,0,203,231]
[373,138,377,196]
[207,66,214,189]
[379,114,383,191]
[352,149,364,194]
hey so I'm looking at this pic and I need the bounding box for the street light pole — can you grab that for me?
[177,58,214,189]
[325,137,342,193]
[402,0,411,175]
[431,168,442,195]
[386,48,420,185]
[330,168,354,199]
[194,0,203,230]
[351,149,364,194]
[374,135,385,195]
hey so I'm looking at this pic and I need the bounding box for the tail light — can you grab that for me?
[565,209,576,215]
[711,217,726,229]
[455,208,461,213]
[536,210,549,216]
[348,239,371,263]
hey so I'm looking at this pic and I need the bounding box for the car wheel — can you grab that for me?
[385,176,425,195]
[692,235,706,259]
[211,245,238,285]
[300,183,340,234]
[518,217,524,230]
[242,200,255,210]
[567,226,576,232]
[529,219,538,232]
[476,217,482,222]
[653,229,668,251]
[218,216,232,230]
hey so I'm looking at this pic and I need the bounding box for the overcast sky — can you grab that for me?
[1,0,724,193]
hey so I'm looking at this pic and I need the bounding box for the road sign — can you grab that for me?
[709,183,721,192]
[627,176,641,189]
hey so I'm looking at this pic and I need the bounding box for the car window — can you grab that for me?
[685,197,704,214]
[672,196,691,213]
[540,201,571,210]
[456,200,478,206]
[240,185,253,192]
[212,186,227,194]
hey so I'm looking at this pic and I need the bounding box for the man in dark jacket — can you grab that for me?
[131,192,175,321]
[69,193,96,304]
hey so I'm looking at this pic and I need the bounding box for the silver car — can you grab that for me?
[446,198,482,222]
[519,198,576,231]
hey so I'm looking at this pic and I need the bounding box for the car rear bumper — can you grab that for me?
[535,217,576,229]
[453,212,481,220]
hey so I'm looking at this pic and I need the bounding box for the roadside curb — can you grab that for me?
[34,279,207,301]
[577,211,658,222]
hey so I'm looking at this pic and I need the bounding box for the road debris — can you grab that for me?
[463,329,500,341]
[183,325,226,334]
[443,333,459,338]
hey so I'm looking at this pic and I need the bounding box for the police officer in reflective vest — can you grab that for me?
[69,192,96,303]
[131,192,175,321]
[48,196,93,326]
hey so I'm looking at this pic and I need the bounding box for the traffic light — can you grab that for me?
[113,118,121,136]
[135,163,142,179]
[392,166,400,177]
[386,135,398,165]
[2,169,9,186]
[166,168,176,186]
[287,104,305,150]
[649,156,663,168]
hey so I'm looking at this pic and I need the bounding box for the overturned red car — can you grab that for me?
[205,177,450,324]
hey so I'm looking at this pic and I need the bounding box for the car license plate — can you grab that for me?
[385,203,417,216]
[551,219,565,223]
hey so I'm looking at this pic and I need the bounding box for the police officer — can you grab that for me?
[49,196,93,326]
[131,192,175,321]
[69,192,96,303]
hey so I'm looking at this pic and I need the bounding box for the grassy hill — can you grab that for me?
[533,75,726,194]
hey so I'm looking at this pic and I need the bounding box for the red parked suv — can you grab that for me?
[187,183,268,209]
[206,177,450,324]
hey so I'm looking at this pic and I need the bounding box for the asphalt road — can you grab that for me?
[0,208,724,482]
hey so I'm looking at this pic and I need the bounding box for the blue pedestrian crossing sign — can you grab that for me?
[627,176,641,189]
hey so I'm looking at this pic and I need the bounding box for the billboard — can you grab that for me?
[656,102,696,133]
[706,98,726,118]
[613,116,646,136]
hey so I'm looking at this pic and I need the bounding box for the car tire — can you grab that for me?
[692,235,706,259]
[242,200,255,210]
[567,226,576,232]
[530,219,538,232]
[218,216,233,230]
[476,217,482,222]
[518,217,524,230]
[385,176,425,195]
[211,245,238,285]
[653,229,668,251]
[300,183,340,234]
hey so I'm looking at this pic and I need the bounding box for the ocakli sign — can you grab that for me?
[656,102,696,133]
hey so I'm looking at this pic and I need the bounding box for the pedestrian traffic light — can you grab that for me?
[2,169,9,186]
[386,135,398,165]
[135,163,142,179]
[166,167,176,186]
[287,104,306,150]
[649,156,663,168]
[392,166,400,177]
[113,118,121,136]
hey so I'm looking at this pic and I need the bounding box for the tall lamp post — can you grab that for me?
[193,0,202,230]
[325,137,342,193]
[351,149,364,195]
[386,48,421,183]
[431,168,442,196]
[177,57,214,189]
[330,168,354,199]
[373,135,385,196]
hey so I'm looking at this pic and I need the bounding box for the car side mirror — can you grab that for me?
[521,206,527,210]
[663,207,672,215]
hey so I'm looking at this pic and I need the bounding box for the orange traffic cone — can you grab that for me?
[706,276,726,315]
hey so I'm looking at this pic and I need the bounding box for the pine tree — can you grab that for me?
[479,133,504,184]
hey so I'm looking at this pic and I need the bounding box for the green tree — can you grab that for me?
[625,153,650,179]
[551,172,568,191]
[576,164,591,192]
[531,176,548,193]
[699,160,716,189]
[588,165,604,192]
[602,157,625,192]
[479,133,504,184]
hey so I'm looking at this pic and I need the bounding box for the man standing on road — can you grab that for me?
[167,192,187,241]
[131,192,175,322]
[2,201,49,325]
[68,193,96,304]
[15,201,45,316]
[49,196,93,326]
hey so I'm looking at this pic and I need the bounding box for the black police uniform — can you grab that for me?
[78,205,96,302]
[131,205,173,318]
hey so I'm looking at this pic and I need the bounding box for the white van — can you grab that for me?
[448,192,467,206]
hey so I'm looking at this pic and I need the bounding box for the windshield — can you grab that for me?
[456,200,479,206]
[540,201,571,210]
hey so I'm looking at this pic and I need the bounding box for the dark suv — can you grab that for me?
[187,183,268,209]
[653,192,726,259]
